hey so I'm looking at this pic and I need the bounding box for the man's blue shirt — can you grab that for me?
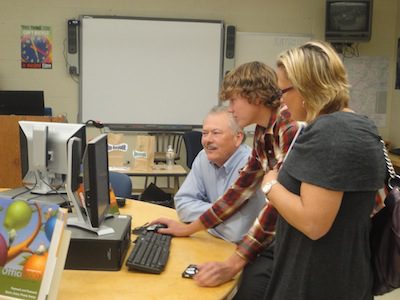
[174,144,265,243]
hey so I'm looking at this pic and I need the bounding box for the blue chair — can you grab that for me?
[183,131,203,169]
[109,171,132,198]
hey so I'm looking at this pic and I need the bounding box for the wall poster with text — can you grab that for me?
[21,25,52,69]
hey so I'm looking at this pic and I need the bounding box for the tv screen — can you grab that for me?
[0,90,45,115]
[325,0,373,43]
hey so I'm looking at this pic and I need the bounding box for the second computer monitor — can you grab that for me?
[82,133,110,228]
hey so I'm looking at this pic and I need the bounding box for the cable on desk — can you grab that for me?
[10,187,31,199]
[132,222,150,235]
[22,177,73,211]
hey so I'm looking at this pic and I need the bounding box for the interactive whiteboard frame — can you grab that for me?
[79,16,224,129]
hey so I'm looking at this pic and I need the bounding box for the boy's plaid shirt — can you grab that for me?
[199,105,299,260]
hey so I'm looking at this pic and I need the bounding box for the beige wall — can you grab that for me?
[393,2,400,148]
[0,0,398,145]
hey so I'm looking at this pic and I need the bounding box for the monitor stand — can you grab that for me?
[66,185,114,236]
[65,138,114,236]
[67,215,115,236]
[29,171,66,195]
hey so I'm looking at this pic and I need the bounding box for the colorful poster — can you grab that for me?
[21,25,52,69]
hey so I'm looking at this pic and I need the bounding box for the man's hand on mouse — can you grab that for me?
[150,217,193,236]
[146,223,168,232]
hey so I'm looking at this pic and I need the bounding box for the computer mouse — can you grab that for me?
[146,223,168,232]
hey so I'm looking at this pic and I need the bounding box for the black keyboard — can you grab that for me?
[126,230,172,274]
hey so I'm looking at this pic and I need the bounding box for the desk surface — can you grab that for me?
[58,200,237,300]
[110,164,187,176]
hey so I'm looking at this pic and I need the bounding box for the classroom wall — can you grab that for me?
[392,3,400,148]
[0,0,398,144]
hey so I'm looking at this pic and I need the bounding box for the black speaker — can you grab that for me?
[67,19,79,54]
[226,25,236,59]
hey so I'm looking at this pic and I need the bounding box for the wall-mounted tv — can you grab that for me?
[325,0,373,43]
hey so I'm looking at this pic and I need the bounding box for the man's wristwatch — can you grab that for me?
[262,179,278,195]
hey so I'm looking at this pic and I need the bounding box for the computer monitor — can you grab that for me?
[83,133,111,228]
[19,121,86,194]
[0,90,45,115]
[66,133,114,235]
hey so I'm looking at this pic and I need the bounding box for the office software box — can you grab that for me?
[65,215,131,271]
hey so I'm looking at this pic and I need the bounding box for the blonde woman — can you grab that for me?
[262,41,386,299]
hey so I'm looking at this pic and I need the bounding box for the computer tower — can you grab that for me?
[65,215,131,271]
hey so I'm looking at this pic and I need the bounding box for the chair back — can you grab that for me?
[183,131,203,169]
[149,132,184,163]
[109,171,132,198]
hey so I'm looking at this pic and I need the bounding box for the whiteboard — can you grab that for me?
[235,32,312,68]
[79,16,224,128]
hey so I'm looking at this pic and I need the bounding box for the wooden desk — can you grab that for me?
[110,164,187,194]
[58,200,237,300]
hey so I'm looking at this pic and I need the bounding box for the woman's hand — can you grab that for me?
[150,217,205,237]
[194,253,246,287]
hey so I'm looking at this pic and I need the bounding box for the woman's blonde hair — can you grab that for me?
[277,40,350,122]
[219,61,281,109]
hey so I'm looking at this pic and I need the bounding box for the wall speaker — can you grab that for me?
[68,19,79,54]
[67,19,80,75]
[225,25,236,59]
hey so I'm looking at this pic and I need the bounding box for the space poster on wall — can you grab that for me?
[21,25,53,69]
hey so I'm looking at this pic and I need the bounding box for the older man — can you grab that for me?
[174,106,265,243]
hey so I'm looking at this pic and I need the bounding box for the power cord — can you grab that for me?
[85,119,104,129]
